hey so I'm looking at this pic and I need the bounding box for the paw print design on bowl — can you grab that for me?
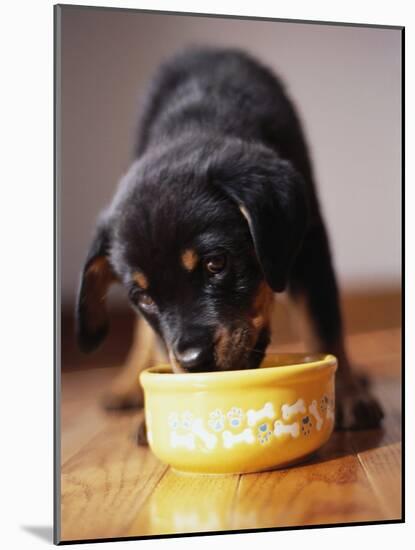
[181,411,193,430]
[227,407,244,429]
[168,412,180,430]
[208,409,225,432]
[257,422,273,444]
[301,415,313,436]
[319,395,329,415]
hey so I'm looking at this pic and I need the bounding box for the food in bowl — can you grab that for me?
[139,353,337,474]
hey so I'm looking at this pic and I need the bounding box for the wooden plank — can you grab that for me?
[61,366,118,403]
[357,442,401,519]
[60,412,168,542]
[230,432,388,530]
[343,378,402,455]
[59,329,402,540]
[373,378,402,441]
[127,469,240,536]
[61,367,122,464]
[348,328,401,359]
[346,329,401,378]
[349,378,402,520]
[229,376,402,530]
[61,405,109,464]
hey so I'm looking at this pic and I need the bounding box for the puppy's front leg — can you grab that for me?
[102,315,166,410]
[136,416,148,446]
[288,222,384,430]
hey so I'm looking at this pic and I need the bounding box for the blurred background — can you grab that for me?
[59,6,402,370]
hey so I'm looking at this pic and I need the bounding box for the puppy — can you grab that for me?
[76,47,383,440]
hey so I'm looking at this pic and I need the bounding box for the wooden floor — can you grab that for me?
[59,328,402,543]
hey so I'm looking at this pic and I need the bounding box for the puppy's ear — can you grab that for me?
[76,219,118,352]
[211,154,309,292]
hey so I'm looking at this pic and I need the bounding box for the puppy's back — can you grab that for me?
[133,47,313,184]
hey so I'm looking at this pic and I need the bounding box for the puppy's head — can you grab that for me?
[76,138,309,372]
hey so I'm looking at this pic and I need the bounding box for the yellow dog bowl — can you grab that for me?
[140,353,337,475]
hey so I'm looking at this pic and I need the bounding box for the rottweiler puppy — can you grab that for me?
[76,47,383,441]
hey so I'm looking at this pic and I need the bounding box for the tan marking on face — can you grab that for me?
[84,256,117,331]
[85,257,116,292]
[211,283,274,371]
[214,324,253,371]
[181,249,199,271]
[250,281,274,333]
[86,256,108,276]
[133,270,149,290]
[214,325,231,369]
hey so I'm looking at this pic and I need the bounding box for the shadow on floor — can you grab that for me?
[21,525,53,544]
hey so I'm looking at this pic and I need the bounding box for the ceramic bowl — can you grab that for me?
[139,353,337,474]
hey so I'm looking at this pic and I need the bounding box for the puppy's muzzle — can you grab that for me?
[172,331,215,372]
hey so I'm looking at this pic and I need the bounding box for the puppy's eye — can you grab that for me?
[205,254,227,275]
[129,286,157,311]
[138,293,155,309]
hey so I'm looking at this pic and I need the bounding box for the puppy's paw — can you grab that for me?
[335,372,384,430]
[136,418,148,446]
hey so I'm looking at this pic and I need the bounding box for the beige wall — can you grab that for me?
[60,7,401,304]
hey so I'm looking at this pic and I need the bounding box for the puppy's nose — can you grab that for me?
[175,347,203,370]
[173,336,212,371]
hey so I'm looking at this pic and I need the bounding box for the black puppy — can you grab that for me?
[76,47,383,433]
